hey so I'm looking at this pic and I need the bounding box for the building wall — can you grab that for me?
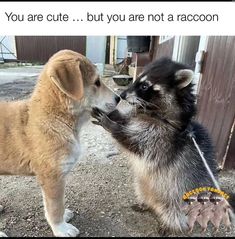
[152,37,175,60]
[15,36,86,63]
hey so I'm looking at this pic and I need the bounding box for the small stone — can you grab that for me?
[0,205,3,212]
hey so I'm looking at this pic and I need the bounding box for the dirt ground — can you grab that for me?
[0,64,234,237]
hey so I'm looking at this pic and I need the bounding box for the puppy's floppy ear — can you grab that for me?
[175,69,194,89]
[48,60,84,101]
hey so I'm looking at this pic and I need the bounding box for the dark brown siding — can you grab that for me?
[197,36,235,168]
[152,37,175,60]
[15,36,86,63]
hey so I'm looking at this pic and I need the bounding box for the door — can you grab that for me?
[196,36,235,169]
[152,36,175,60]
[116,36,127,64]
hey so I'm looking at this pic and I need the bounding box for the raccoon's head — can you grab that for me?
[120,57,196,127]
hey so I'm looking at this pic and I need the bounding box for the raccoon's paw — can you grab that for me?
[91,107,118,132]
[158,226,172,237]
[131,203,150,213]
[91,107,107,126]
[91,108,108,128]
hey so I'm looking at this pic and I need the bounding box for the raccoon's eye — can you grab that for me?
[140,82,149,91]
[95,79,101,87]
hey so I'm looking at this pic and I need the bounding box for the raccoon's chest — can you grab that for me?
[129,154,175,193]
[129,155,163,205]
[129,154,158,186]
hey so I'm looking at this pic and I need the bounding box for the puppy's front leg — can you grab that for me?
[38,175,79,237]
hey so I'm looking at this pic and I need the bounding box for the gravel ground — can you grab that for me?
[0,65,234,237]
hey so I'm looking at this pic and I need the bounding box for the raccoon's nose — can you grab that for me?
[115,95,121,103]
[120,91,126,100]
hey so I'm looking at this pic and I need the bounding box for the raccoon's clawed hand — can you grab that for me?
[91,107,106,125]
[91,107,118,132]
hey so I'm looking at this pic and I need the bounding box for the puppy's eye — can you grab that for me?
[95,79,101,87]
[140,83,149,91]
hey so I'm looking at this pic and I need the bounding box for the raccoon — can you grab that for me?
[92,57,218,233]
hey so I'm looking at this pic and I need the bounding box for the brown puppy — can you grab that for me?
[0,49,119,237]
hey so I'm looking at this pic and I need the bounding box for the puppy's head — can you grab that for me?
[120,57,196,124]
[46,49,119,112]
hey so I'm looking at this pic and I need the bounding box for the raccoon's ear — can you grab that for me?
[175,69,194,89]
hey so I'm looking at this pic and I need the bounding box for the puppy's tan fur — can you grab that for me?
[0,50,118,237]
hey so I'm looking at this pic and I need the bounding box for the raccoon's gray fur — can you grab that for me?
[92,58,218,233]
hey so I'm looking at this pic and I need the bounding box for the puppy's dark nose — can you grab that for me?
[115,95,121,103]
[120,91,126,100]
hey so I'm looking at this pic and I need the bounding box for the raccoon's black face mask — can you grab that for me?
[120,58,196,121]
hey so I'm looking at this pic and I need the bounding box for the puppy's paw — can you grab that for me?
[52,222,80,237]
[0,232,8,237]
[0,208,7,237]
[64,209,74,223]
